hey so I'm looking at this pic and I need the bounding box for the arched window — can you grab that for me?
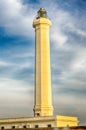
[35,125,39,128]
[12,126,15,129]
[47,124,52,127]
[1,127,4,129]
[23,125,27,128]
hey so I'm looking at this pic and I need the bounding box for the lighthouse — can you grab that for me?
[33,8,53,117]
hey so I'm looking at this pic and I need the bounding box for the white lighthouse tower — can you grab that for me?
[33,8,53,117]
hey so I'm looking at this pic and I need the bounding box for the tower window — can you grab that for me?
[23,125,28,128]
[23,125,29,128]
[23,125,26,128]
[48,124,52,127]
[1,127,4,129]
[12,126,15,129]
[35,125,39,128]
[37,113,40,116]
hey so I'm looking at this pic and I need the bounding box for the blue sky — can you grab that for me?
[0,0,86,126]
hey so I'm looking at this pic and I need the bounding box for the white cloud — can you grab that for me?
[72,50,86,71]
[60,49,86,84]
[0,78,34,117]
[0,61,12,67]
[0,0,85,45]
[51,29,68,46]
[0,59,34,82]
[66,23,86,37]
[51,10,70,47]
[0,78,33,91]
[0,0,35,37]
[0,59,32,68]
[12,52,34,58]
[54,93,86,106]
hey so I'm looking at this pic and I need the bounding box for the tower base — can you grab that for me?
[0,115,79,129]
[34,105,53,117]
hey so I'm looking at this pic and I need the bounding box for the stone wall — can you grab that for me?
[1,128,54,130]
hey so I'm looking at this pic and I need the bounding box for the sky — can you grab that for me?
[0,0,86,126]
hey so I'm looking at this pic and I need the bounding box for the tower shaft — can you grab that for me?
[33,9,53,117]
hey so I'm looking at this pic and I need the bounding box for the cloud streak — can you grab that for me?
[0,0,35,37]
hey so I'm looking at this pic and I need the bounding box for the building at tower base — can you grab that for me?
[0,116,79,129]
